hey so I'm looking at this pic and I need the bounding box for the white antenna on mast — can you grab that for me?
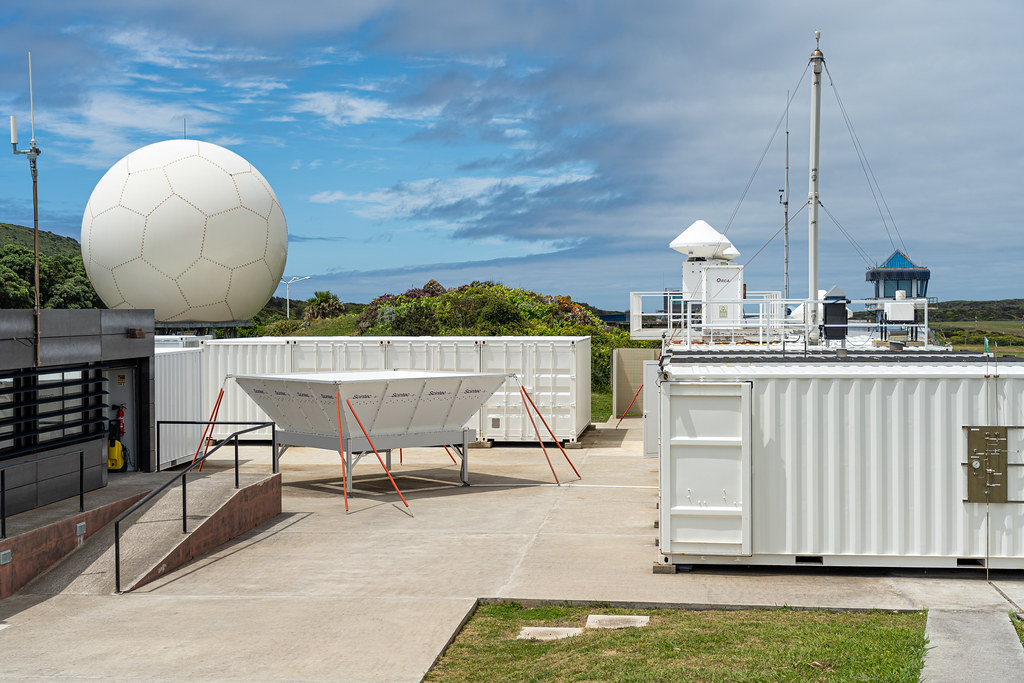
[780,90,790,300]
[10,51,44,366]
[29,51,37,145]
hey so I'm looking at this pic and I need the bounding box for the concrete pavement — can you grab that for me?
[0,418,1022,681]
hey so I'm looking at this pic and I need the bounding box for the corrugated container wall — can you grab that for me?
[659,363,1024,568]
[478,338,590,441]
[200,337,590,442]
[202,339,292,438]
[154,348,204,468]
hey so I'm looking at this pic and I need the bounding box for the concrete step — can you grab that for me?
[20,472,278,595]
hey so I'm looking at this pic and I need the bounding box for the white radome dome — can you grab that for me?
[81,139,288,322]
[669,219,740,260]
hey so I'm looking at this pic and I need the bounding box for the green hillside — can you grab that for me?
[929,299,1024,322]
[0,222,82,258]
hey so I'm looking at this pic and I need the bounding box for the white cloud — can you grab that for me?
[229,77,289,98]
[309,169,593,222]
[142,85,208,94]
[210,135,245,146]
[291,91,391,125]
[105,27,273,68]
[290,89,441,127]
[41,92,227,168]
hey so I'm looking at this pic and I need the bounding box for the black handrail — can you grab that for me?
[155,420,279,475]
[1,448,88,540]
[113,421,276,594]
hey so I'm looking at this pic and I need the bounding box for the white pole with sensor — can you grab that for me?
[807,31,824,342]
[280,276,312,319]
[11,52,43,365]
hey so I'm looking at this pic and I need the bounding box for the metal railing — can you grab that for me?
[1,447,89,540]
[628,291,935,349]
[113,421,276,593]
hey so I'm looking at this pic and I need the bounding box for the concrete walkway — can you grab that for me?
[0,418,1022,681]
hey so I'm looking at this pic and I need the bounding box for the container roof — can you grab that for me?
[662,349,1024,378]
[664,349,1018,365]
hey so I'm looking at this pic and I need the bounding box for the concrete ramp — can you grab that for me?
[20,472,280,595]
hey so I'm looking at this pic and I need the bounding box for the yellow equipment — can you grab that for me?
[107,440,125,471]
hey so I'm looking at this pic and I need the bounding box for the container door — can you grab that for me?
[660,381,751,556]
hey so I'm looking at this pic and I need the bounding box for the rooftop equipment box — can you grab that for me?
[657,357,1024,569]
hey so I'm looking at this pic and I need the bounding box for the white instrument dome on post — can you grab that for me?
[669,219,740,260]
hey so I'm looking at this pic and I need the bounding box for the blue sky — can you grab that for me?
[2,1,1023,310]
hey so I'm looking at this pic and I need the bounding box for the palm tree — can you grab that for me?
[303,290,345,321]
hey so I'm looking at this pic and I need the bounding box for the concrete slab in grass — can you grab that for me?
[518,626,584,641]
[586,614,650,629]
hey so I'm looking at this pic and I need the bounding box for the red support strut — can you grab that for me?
[521,387,559,485]
[346,399,409,507]
[615,382,644,429]
[520,386,581,479]
[195,388,225,472]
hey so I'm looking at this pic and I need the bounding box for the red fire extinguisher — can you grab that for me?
[107,404,128,471]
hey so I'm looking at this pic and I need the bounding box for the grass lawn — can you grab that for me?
[427,603,927,682]
[1013,613,1024,646]
[592,389,612,423]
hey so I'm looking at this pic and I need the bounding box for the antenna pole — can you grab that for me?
[783,90,790,301]
[807,31,824,342]
[28,52,36,142]
[11,52,43,366]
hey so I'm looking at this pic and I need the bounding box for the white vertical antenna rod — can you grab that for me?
[807,31,824,337]
[11,52,43,365]
[28,52,36,144]
[783,90,790,300]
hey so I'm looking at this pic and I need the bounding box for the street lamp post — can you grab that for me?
[280,276,311,319]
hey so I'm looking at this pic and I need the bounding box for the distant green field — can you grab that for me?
[930,319,1024,356]
[932,320,1024,335]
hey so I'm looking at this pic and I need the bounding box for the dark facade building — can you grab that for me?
[0,309,155,516]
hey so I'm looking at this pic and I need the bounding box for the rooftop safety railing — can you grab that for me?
[113,420,276,593]
[628,291,935,350]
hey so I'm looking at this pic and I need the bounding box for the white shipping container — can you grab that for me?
[154,348,204,468]
[478,337,590,442]
[384,338,482,373]
[658,361,1024,569]
[201,339,292,438]
[199,337,591,443]
[154,335,213,349]
[291,337,389,373]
